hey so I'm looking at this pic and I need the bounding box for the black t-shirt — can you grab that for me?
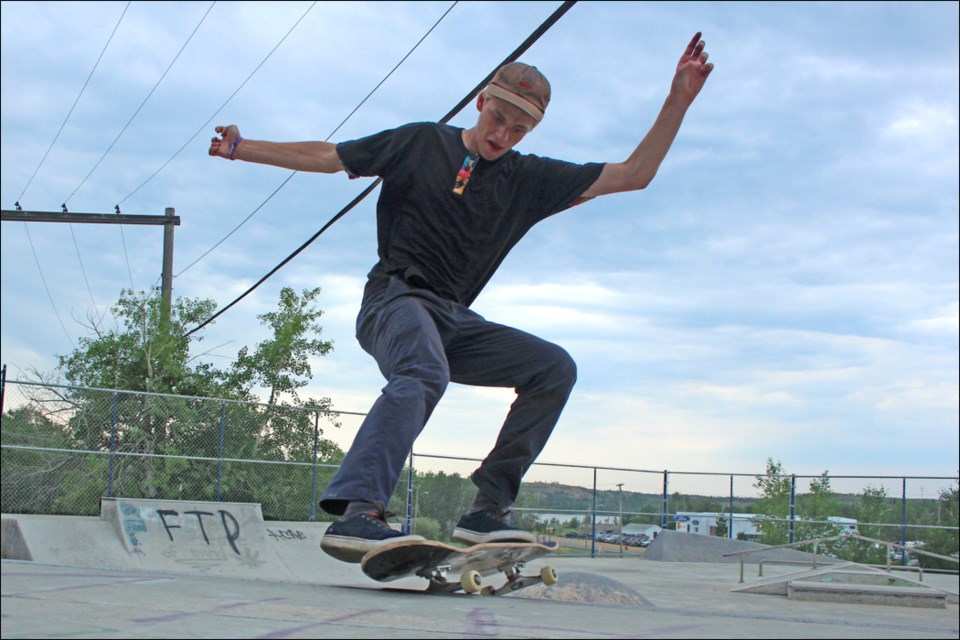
[337,122,604,306]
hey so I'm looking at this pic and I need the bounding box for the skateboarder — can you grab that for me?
[209,33,713,563]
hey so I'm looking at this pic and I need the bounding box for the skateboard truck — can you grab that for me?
[419,560,558,596]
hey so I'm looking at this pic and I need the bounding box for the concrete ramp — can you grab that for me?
[101,497,273,576]
[2,498,343,583]
[1,517,32,560]
[643,529,838,564]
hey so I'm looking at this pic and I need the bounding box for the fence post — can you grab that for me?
[106,392,119,497]
[900,477,907,565]
[1,364,7,423]
[591,467,597,558]
[309,411,319,521]
[216,401,225,501]
[661,470,669,529]
[404,452,414,535]
[729,474,735,539]
[789,474,796,544]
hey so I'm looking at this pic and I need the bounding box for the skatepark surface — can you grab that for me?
[2,498,958,639]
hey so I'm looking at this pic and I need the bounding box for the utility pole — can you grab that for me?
[2,206,180,325]
[160,207,176,329]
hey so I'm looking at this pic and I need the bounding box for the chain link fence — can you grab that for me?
[2,377,957,569]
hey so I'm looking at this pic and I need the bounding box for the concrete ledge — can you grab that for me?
[788,579,946,608]
[2,499,344,583]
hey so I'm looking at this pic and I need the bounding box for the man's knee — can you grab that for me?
[537,343,577,392]
[554,346,578,389]
[392,361,450,399]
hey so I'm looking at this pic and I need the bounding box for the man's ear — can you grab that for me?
[476,93,486,112]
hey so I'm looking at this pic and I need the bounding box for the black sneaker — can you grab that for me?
[320,510,424,563]
[452,509,536,545]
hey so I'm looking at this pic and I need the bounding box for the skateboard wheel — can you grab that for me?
[540,566,559,586]
[460,569,482,593]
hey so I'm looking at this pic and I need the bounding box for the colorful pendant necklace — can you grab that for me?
[452,152,478,196]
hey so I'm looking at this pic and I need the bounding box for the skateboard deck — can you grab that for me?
[361,539,559,595]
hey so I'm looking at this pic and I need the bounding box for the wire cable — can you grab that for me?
[116,1,318,207]
[61,3,216,319]
[15,2,131,205]
[12,2,130,352]
[62,1,217,207]
[22,224,75,349]
[183,0,578,338]
[118,213,136,289]
[68,223,101,321]
[175,0,458,278]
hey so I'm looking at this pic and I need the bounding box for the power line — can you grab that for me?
[175,0,459,279]
[323,0,461,144]
[59,2,217,315]
[3,0,317,346]
[183,0,579,338]
[13,1,131,352]
[62,1,218,207]
[116,1,319,207]
[21,223,75,349]
[68,222,101,322]
[119,216,136,289]
[16,1,131,205]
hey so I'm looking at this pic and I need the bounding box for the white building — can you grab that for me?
[623,523,662,539]
[674,512,759,540]
[674,512,859,540]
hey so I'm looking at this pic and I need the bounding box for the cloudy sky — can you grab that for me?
[2,1,957,487]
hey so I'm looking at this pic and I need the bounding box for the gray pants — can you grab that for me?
[320,276,577,516]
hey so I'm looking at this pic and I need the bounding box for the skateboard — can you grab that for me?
[360,539,559,596]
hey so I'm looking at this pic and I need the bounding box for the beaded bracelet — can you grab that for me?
[228,136,244,160]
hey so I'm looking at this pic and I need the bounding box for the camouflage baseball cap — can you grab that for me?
[485,62,550,123]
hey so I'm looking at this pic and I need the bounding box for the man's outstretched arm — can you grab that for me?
[582,32,714,199]
[208,125,344,174]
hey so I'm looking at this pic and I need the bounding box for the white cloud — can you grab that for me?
[900,302,960,336]
[884,102,959,141]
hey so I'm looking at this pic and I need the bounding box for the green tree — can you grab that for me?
[407,471,478,541]
[753,458,792,545]
[918,479,959,570]
[753,459,841,545]
[796,471,842,541]
[232,286,333,406]
[0,406,75,513]
[835,485,895,565]
[7,286,343,518]
[57,289,222,397]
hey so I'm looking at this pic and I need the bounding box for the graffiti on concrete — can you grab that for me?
[156,509,242,555]
[266,528,307,541]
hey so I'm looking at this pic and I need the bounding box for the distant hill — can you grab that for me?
[516,480,889,523]
[517,481,757,517]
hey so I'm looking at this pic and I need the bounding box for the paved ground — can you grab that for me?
[4,555,958,639]
[2,499,957,639]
